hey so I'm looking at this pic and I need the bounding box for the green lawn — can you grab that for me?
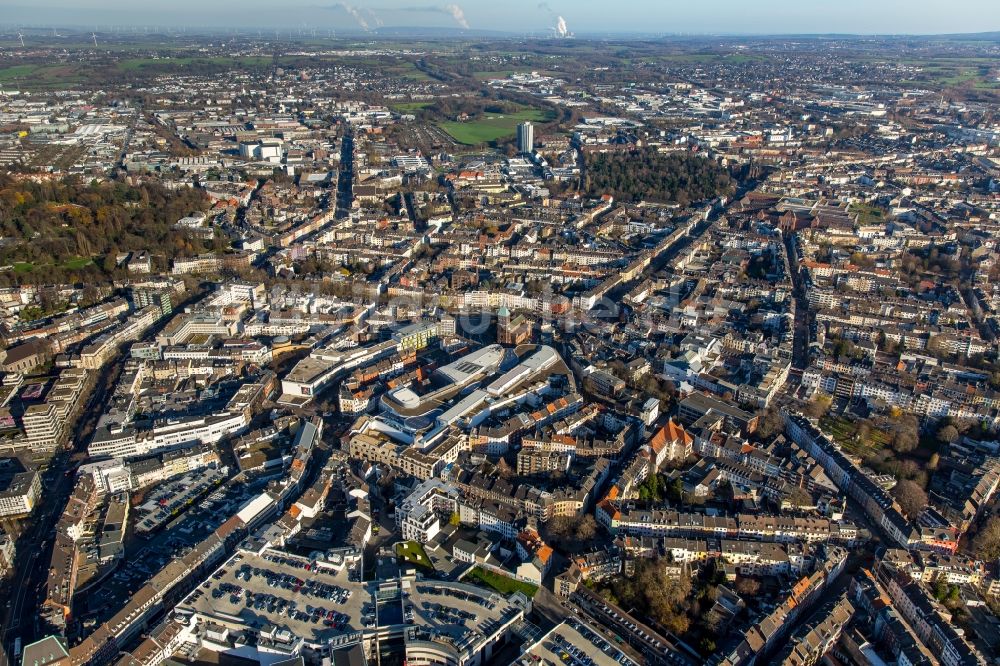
[722,54,765,64]
[821,415,857,447]
[390,101,434,113]
[467,567,538,598]
[395,541,433,569]
[0,64,86,89]
[385,62,434,81]
[820,415,889,459]
[892,58,1000,91]
[0,65,39,81]
[119,56,273,71]
[438,108,554,146]
[849,202,885,226]
[62,257,94,270]
[7,257,93,274]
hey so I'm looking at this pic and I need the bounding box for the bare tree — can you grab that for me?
[805,395,832,420]
[892,479,928,519]
[756,407,784,439]
[575,515,598,542]
[937,424,959,445]
[734,577,760,597]
[973,515,1000,562]
[891,414,920,453]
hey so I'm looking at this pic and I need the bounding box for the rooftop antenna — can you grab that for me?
[17,32,25,47]
[91,32,98,46]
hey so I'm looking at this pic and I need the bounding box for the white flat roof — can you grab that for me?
[384,345,506,416]
[236,493,274,525]
[436,344,505,385]
[437,389,489,426]
[486,346,559,397]
[522,345,558,371]
[388,386,422,410]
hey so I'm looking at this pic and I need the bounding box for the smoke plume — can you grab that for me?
[394,4,471,29]
[327,3,370,31]
[363,8,384,28]
[445,4,470,29]
[555,15,568,37]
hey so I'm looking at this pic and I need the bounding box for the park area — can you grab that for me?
[467,567,538,598]
[819,413,892,459]
[395,540,433,569]
[808,400,972,521]
[12,256,93,273]
[438,108,552,145]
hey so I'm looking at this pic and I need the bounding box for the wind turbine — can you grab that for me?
[17,32,25,47]
[91,32,98,46]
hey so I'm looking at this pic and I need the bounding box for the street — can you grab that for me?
[0,286,212,662]
[335,130,354,220]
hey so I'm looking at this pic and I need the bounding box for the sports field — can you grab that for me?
[438,108,553,145]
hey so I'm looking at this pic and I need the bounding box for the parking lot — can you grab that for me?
[179,549,370,640]
[177,548,527,653]
[521,617,639,666]
[571,589,695,666]
[408,580,520,645]
[134,468,227,533]
[81,482,262,626]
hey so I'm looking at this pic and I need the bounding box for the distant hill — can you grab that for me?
[926,31,1000,40]
[372,26,516,38]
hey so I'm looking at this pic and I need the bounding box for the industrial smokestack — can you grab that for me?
[555,16,568,37]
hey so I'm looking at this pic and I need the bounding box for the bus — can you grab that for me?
[13,637,22,662]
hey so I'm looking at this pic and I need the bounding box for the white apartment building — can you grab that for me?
[78,458,133,494]
[0,467,41,517]
[22,403,61,452]
[395,478,460,544]
[89,411,248,459]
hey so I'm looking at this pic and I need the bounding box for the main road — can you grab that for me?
[335,129,355,220]
[0,360,114,665]
[0,286,212,665]
[783,230,812,373]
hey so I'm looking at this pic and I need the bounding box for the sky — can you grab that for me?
[2,0,998,36]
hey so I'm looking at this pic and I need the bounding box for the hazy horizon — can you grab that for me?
[2,0,998,37]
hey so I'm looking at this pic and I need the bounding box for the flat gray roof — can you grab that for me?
[178,548,522,652]
[519,618,640,666]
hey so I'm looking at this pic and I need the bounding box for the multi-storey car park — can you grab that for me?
[516,616,641,666]
[174,546,529,666]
